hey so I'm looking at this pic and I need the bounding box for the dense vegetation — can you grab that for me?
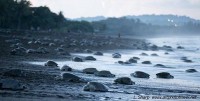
[0,0,93,32]
[0,0,63,29]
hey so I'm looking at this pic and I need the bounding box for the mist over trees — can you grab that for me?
[125,15,200,26]
[92,17,200,36]
[0,0,199,36]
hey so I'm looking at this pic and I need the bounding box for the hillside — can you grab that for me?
[125,14,200,26]
[73,14,200,26]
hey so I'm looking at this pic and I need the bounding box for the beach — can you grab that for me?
[0,31,199,101]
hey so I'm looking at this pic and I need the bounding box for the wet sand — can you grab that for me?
[0,31,199,101]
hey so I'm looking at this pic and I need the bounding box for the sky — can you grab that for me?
[30,0,200,20]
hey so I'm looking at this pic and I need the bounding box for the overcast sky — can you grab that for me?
[30,0,200,19]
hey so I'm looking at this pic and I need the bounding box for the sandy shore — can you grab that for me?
[0,31,199,101]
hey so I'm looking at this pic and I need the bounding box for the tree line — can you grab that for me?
[1,0,199,36]
[0,0,93,32]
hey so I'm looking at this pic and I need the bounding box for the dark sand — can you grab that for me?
[0,31,199,101]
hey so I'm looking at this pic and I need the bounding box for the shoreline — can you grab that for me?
[0,31,200,101]
[0,31,144,101]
